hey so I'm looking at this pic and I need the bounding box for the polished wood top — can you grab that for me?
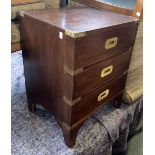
[22,6,137,33]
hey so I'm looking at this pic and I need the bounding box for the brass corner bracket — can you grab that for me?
[19,11,25,17]
[65,30,86,38]
[63,96,81,106]
[64,66,83,76]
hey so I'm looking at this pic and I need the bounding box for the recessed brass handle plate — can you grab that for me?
[98,89,109,102]
[101,65,113,78]
[105,37,118,49]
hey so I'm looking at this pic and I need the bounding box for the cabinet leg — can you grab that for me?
[62,119,86,147]
[113,94,122,108]
[28,100,37,113]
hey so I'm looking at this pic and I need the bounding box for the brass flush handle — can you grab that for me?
[105,37,118,49]
[98,89,109,102]
[101,65,113,78]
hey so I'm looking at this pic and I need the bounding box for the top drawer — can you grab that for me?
[76,23,138,68]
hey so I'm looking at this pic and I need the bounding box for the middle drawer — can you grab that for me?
[72,50,132,98]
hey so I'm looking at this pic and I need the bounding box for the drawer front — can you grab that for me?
[71,74,127,124]
[76,23,138,68]
[74,50,131,98]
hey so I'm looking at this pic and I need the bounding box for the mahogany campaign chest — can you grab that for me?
[20,6,139,147]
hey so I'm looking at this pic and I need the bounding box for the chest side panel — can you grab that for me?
[21,15,66,124]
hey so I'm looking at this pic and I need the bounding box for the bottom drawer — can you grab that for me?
[71,73,127,124]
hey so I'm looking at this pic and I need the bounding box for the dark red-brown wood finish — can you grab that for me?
[20,6,139,147]
[65,50,132,99]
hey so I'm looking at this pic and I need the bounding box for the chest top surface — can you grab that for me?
[22,6,137,33]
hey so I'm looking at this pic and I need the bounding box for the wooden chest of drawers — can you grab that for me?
[20,6,138,147]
